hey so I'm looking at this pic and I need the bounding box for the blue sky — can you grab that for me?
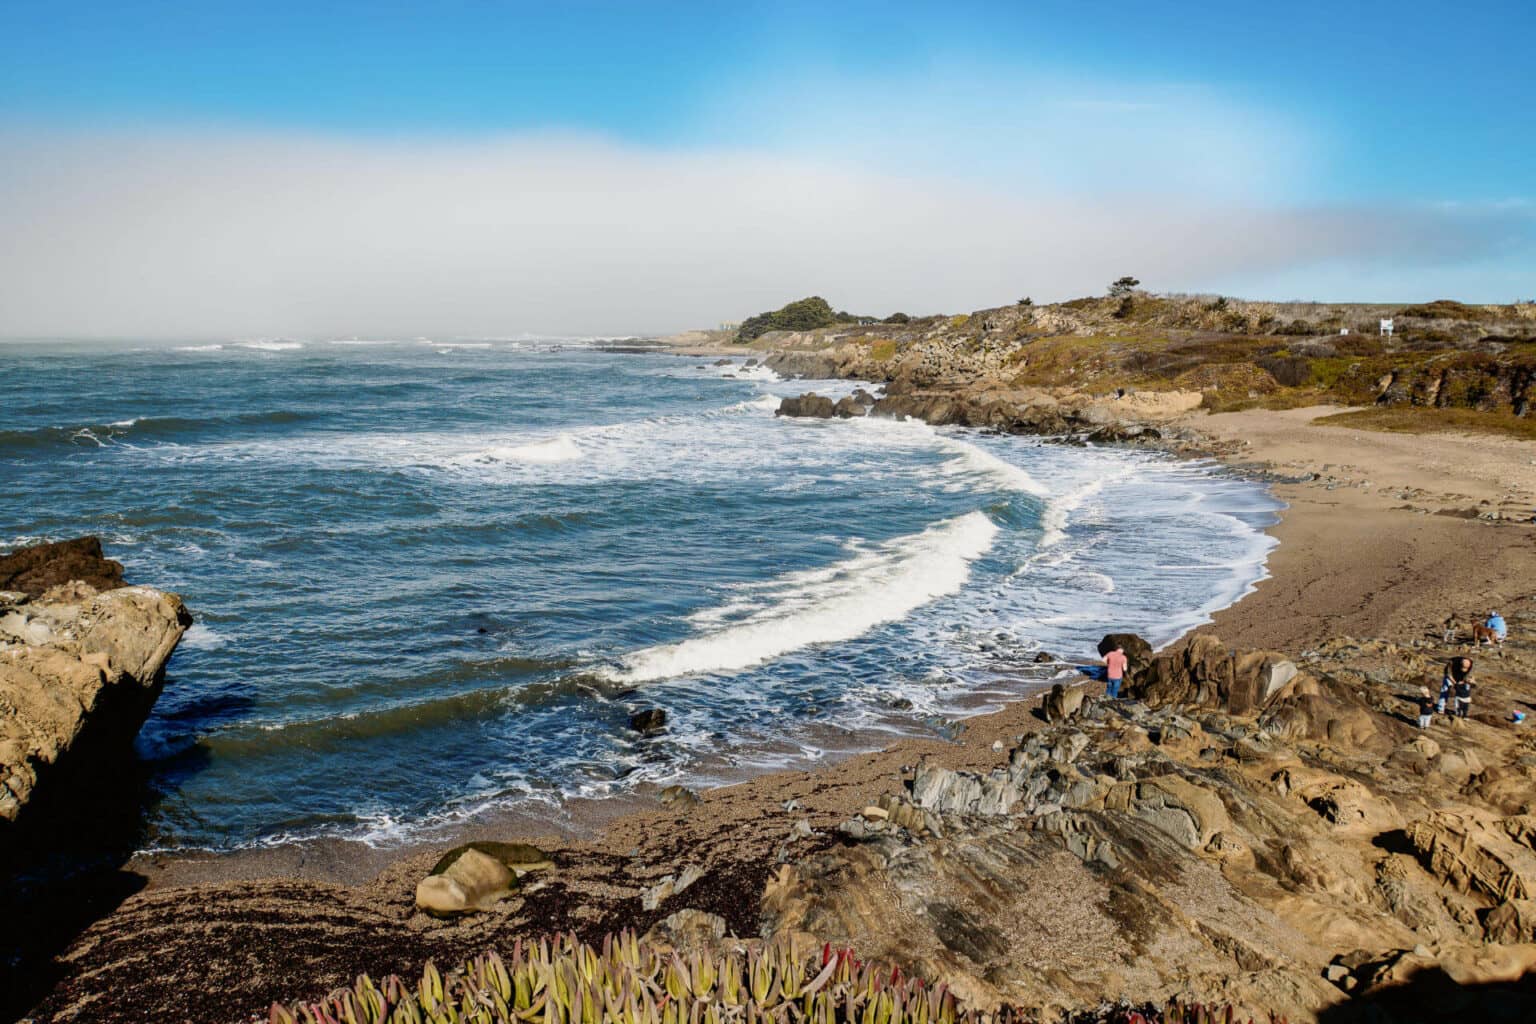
[2,1,1533,335]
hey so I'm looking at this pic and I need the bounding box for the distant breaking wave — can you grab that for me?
[454,435,584,465]
[0,410,311,455]
[608,511,999,682]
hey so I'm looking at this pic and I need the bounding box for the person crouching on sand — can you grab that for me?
[1484,610,1507,645]
[1416,687,1435,729]
[1103,643,1128,699]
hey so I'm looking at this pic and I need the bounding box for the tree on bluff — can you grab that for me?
[1108,276,1141,297]
[736,296,841,341]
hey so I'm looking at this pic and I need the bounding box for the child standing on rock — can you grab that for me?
[1456,677,1474,719]
[1416,687,1435,729]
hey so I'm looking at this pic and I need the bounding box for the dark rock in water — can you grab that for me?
[630,709,668,734]
[744,358,759,367]
[1098,633,1154,674]
[1033,651,1056,663]
[712,358,733,366]
[0,537,125,597]
[832,396,868,418]
[851,388,876,406]
[775,393,836,419]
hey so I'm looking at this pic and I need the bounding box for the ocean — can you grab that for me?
[0,338,1280,851]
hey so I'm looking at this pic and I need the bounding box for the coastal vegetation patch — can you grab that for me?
[1311,406,1536,440]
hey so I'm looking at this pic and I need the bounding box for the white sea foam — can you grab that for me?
[937,436,1050,497]
[177,344,224,352]
[846,416,1050,498]
[609,511,998,682]
[181,624,228,650]
[456,435,584,465]
[236,341,304,352]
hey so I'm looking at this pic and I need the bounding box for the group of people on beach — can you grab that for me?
[1414,611,1509,729]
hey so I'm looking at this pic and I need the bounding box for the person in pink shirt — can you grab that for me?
[1103,644,1129,698]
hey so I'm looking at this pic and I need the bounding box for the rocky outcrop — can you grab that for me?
[0,540,190,829]
[773,385,1194,439]
[0,536,125,597]
[756,622,1536,1022]
[774,393,836,419]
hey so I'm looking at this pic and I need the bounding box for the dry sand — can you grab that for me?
[1191,406,1535,650]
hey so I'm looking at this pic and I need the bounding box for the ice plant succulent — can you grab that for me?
[266,932,1283,1024]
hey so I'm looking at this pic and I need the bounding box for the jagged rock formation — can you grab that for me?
[0,539,190,828]
[759,626,1536,1021]
[774,385,1196,438]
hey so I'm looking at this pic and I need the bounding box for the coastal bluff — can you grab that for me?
[0,537,190,829]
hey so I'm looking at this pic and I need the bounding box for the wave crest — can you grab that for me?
[608,511,998,682]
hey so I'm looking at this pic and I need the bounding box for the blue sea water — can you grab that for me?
[0,338,1280,851]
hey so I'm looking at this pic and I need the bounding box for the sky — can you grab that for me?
[1,0,1533,338]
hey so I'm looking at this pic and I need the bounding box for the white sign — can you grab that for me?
[1380,318,1394,336]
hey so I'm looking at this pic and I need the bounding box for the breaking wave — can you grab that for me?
[608,511,999,682]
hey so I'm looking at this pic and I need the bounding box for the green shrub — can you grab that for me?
[737,297,841,341]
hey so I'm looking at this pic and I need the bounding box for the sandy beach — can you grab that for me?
[124,403,1536,889]
[13,395,1536,1024]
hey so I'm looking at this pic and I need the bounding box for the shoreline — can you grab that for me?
[121,384,1278,891]
[114,388,1536,890]
[17,359,1536,1023]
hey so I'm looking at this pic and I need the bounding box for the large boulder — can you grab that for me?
[775,393,836,419]
[1,580,190,828]
[414,841,550,917]
[0,537,124,597]
[1097,633,1154,674]
[1129,634,1316,720]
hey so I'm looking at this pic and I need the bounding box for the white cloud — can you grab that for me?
[0,129,1529,339]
